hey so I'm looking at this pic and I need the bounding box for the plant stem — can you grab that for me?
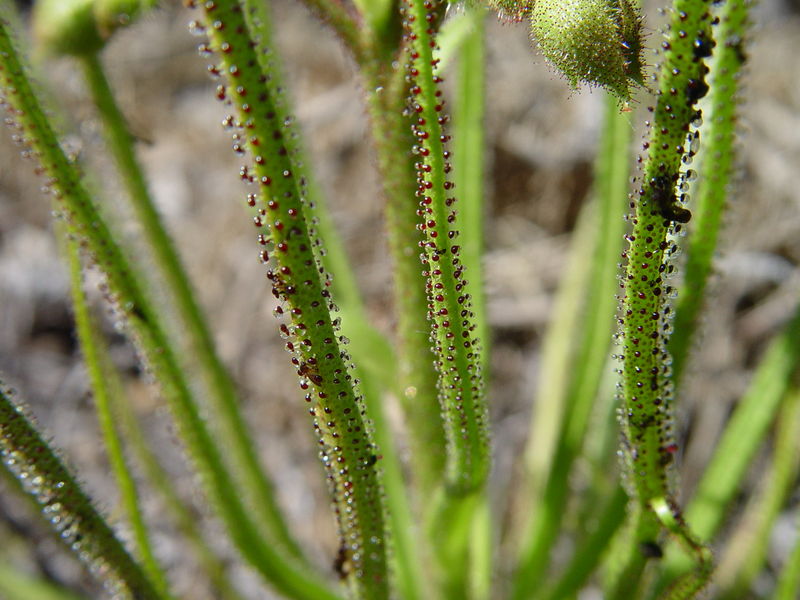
[369,63,447,499]
[0,383,163,600]
[619,0,714,516]
[513,94,631,598]
[452,4,488,374]
[0,18,341,599]
[402,0,490,496]
[64,227,172,599]
[427,488,484,599]
[244,3,424,598]
[110,373,247,600]
[668,0,750,388]
[604,504,661,600]
[616,0,717,594]
[716,386,800,598]
[195,1,390,595]
[541,485,629,600]
[78,49,306,566]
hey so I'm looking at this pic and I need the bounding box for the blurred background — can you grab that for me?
[0,0,799,597]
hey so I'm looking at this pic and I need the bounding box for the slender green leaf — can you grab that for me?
[669,0,750,387]
[775,510,800,600]
[364,34,445,502]
[77,49,305,566]
[403,0,490,496]
[540,485,628,600]
[0,562,85,600]
[109,371,246,600]
[452,4,488,374]
[196,1,389,595]
[63,228,172,599]
[716,386,800,598]
[0,18,341,600]
[513,94,631,599]
[0,384,162,599]
[688,312,800,537]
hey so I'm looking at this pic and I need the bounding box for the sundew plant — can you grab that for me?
[1,0,799,599]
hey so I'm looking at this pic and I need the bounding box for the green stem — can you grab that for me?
[0,384,163,600]
[616,0,716,594]
[469,491,492,600]
[716,386,800,598]
[512,94,631,599]
[541,485,628,600]
[775,508,800,600]
[63,228,172,599]
[619,0,714,511]
[196,1,389,596]
[452,5,488,374]
[668,0,750,388]
[0,18,341,600]
[67,224,243,600]
[78,49,305,566]
[110,373,246,600]
[243,0,398,389]
[245,3,423,597]
[402,0,490,496]
[349,16,444,600]
[604,505,662,600]
[400,5,491,596]
[427,489,483,600]
[245,0,355,307]
[365,58,446,500]
[356,369,430,600]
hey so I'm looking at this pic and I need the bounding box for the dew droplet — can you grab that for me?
[188,20,206,36]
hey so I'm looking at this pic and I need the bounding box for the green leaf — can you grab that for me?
[197,1,390,596]
[403,0,490,496]
[0,562,86,600]
[64,227,173,599]
[0,384,163,599]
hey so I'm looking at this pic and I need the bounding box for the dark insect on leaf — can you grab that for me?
[650,175,692,223]
[640,540,664,559]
